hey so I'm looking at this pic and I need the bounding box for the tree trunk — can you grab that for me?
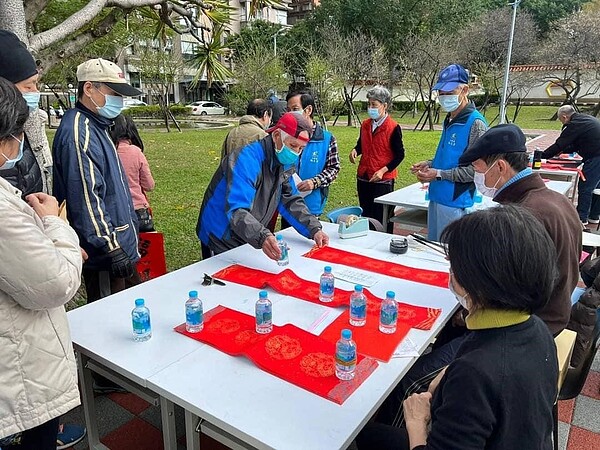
[0,0,27,42]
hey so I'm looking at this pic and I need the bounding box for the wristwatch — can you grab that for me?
[435,170,442,181]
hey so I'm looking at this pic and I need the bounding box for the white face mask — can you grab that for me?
[473,161,502,198]
[448,275,469,309]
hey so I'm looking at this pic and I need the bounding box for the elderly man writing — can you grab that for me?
[197,112,329,260]
[411,64,487,241]
[541,105,600,227]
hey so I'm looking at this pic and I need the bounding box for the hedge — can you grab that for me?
[122,105,192,118]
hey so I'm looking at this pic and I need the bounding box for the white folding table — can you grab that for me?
[375,180,574,230]
[68,222,456,449]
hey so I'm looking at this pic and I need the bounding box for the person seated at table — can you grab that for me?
[376,124,582,429]
[0,77,84,450]
[197,112,329,260]
[356,205,559,450]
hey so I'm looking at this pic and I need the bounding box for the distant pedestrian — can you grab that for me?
[542,105,600,226]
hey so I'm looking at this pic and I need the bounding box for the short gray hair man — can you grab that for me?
[558,105,576,124]
[366,85,391,106]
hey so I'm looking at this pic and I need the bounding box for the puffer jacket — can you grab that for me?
[0,135,44,197]
[220,115,267,159]
[0,176,83,439]
[569,257,600,366]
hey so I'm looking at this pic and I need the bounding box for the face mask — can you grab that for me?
[367,107,380,120]
[438,94,461,112]
[448,275,469,309]
[275,144,300,165]
[290,109,305,117]
[473,161,502,198]
[1,135,24,170]
[91,87,124,119]
[22,92,41,111]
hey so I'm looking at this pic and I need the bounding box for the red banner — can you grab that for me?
[175,307,378,404]
[137,232,167,281]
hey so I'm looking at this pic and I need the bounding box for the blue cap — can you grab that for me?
[324,266,332,272]
[189,290,198,298]
[135,298,144,306]
[276,234,283,241]
[433,64,469,92]
[354,284,363,291]
[386,291,396,299]
[342,329,352,339]
[259,290,268,298]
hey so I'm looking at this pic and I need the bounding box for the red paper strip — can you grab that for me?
[175,307,378,404]
[303,246,449,289]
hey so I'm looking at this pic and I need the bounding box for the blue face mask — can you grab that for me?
[367,107,380,120]
[275,144,300,165]
[438,94,460,112]
[1,135,24,170]
[92,87,124,119]
[22,92,41,111]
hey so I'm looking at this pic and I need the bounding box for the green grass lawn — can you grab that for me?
[46,105,562,271]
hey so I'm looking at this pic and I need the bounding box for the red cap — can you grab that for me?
[266,112,312,143]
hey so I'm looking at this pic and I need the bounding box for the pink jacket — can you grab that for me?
[116,140,155,209]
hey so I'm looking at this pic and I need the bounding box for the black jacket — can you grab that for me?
[542,113,600,160]
[0,135,43,197]
[417,316,557,450]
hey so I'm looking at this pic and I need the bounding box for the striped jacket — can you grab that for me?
[52,103,139,270]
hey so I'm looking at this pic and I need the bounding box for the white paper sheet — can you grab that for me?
[392,336,420,358]
[333,268,379,287]
[292,173,310,198]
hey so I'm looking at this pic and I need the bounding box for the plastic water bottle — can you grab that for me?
[185,290,204,333]
[276,234,289,266]
[335,329,357,380]
[425,188,430,201]
[319,266,335,303]
[379,291,398,334]
[349,284,367,327]
[255,290,273,334]
[474,190,483,203]
[132,298,151,342]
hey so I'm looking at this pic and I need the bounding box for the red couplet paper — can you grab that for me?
[174,307,378,404]
[303,246,449,289]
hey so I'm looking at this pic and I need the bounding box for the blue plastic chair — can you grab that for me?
[326,206,363,223]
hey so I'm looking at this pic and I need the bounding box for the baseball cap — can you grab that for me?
[77,58,142,96]
[459,124,527,165]
[0,30,38,84]
[266,112,312,143]
[433,64,469,92]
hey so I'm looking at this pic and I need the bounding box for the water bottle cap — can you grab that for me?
[342,329,352,339]
[386,291,396,299]
[324,266,332,273]
[276,234,283,241]
[189,290,198,298]
[259,290,268,298]
[135,298,144,306]
[354,284,363,292]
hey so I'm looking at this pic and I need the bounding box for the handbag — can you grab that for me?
[136,207,155,232]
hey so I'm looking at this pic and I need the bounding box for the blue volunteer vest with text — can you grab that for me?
[428,110,484,208]
[297,129,332,215]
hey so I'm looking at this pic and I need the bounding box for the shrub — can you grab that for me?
[123,105,192,118]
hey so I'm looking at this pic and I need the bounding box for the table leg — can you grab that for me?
[382,204,390,230]
[160,396,178,450]
[77,353,109,450]
[185,410,201,450]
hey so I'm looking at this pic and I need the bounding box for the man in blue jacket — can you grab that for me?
[197,112,329,260]
[283,90,340,226]
[53,58,142,304]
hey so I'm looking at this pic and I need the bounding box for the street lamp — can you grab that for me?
[273,28,286,57]
[499,0,522,124]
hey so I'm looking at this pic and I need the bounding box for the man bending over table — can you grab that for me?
[197,112,329,260]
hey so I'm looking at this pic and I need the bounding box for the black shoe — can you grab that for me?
[93,380,127,395]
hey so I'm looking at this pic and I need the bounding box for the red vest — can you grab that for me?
[357,116,398,181]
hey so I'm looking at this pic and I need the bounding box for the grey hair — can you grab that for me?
[558,105,575,118]
[366,85,392,105]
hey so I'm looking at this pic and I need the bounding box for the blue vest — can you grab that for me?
[296,127,332,215]
[429,110,484,208]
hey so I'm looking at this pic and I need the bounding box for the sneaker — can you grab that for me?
[92,380,128,395]
[56,423,86,449]
[589,218,600,224]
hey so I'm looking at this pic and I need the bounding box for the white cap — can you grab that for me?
[76,58,141,96]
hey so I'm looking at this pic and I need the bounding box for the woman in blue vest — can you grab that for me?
[280,91,340,228]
